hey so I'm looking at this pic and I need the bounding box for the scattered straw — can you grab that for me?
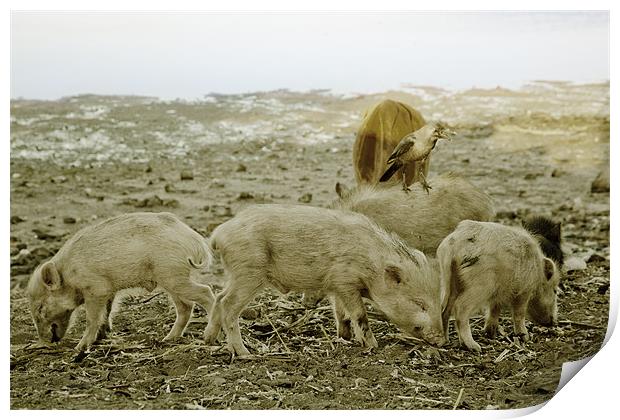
[453,388,465,410]
[264,313,291,353]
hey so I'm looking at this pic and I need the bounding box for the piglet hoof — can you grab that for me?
[337,326,352,341]
[484,325,498,339]
[72,350,90,363]
[75,340,92,353]
[227,343,250,356]
[333,337,351,345]
[163,332,181,342]
[362,335,379,350]
[463,341,482,353]
[515,332,530,343]
[96,326,110,341]
[31,340,54,350]
[203,332,219,345]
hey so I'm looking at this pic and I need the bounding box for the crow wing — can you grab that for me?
[387,137,414,164]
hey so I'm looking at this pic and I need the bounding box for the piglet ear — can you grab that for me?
[40,261,62,290]
[335,182,349,199]
[543,258,556,281]
[384,265,402,286]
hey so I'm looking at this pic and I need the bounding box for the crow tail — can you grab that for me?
[379,162,403,183]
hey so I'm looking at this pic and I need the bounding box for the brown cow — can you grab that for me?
[352,99,427,186]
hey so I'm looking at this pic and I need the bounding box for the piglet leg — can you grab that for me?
[96,297,115,340]
[484,303,502,338]
[164,296,194,341]
[512,295,530,342]
[454,294,482,352]
[331,296,352,341]
[76,297,109,352]
[335,288,377,349]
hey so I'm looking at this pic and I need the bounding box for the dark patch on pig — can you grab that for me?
[467,236,476,243]
[357,133,377,183]
[385,266,402,284]
[461,255,479,269]
[96,322,110,341]
[450,259,465,296]
[523,216,564,267]
[142,258,154,273]
[357,314,370,334]
[51,324,60,343]
[340,319,352,340]
[390,236,419,264]
[105,298,113,316]
[264,240,275,266]
[140,258,157,292]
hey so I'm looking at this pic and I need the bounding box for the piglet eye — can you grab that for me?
[414,299,427,312]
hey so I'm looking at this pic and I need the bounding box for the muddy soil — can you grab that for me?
[10,82,610,409]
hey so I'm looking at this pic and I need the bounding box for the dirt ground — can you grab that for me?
[9,82,610,409]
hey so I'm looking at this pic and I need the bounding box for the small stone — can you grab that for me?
[11,249,32,265]
[32,228,60,241]
[162,199,180,208]
[524,173,542,180]
[210,377,226,387]
[206,222,221,234]
[587,253,606,263]
[551,169,563,178]
[136,195,163,208]
[63,216,77,224]
[496,210,517,220]
[212,206,234,218]
[51,175,68,184]
[16,243,28,251]
[238,192,254,200]
[180,170,194,181]
[241,308,260,320]
[235,163,247,172]
[202,205,210,212]
[30,246,54,259]
[164,184,176,193]
[563,256,587,272]
[597,284,610,295]
[591,168,610,193]
[298,193,312,203]
[84,188,105,201]
[145,164,153,173]
[10,215,25,224]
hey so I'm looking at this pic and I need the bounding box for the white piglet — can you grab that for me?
[437,220,560,352]
[27,212,215,351]
[204,204,446,356]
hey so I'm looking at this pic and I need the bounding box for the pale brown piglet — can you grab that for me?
[204,204,445,355]
[437,220,560,352]
[27,212,215,351]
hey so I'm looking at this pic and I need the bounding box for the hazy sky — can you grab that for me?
[11,11,609,99]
